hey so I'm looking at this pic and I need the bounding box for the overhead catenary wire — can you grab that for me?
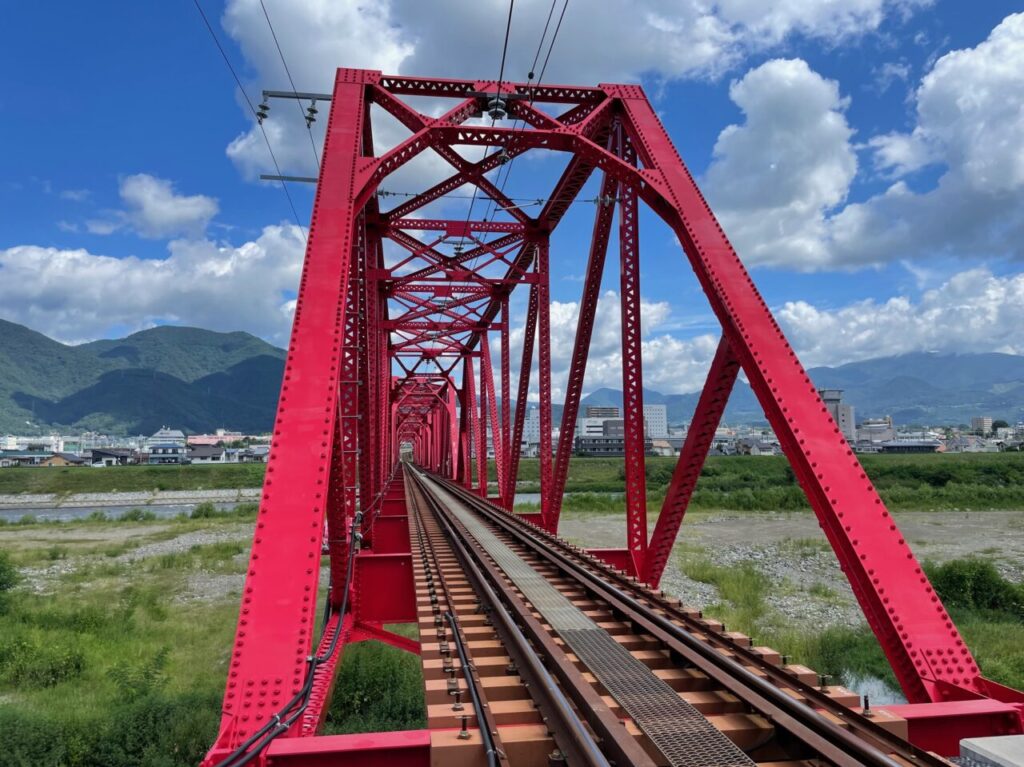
[258,0,322,172]
[455,0,516,258]
[191,0,307,243]
[484,0,570,225]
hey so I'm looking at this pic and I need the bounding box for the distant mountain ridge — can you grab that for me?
[0,320,286,434]
[579,352,1024,426]
[1,319,1022,433]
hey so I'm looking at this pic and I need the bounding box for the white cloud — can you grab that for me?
[0,225,304,345]
[778,268,1024,367]
[825,13,1024,266]
[703,59,857,269]
[219,0,926,178]
[84,174,219,240]
[119,174,219,239]
[500,290,719,401]
[704,13,1024,270]
[59,188,90,202]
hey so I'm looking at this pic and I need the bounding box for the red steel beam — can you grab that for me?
[204,68,370,762]
[616,133,648,575]
[549,157,619,528]
[643,336,741,586]
[613,84,982,703]
[535,239,555,530]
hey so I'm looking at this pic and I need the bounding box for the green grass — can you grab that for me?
[673,547,1024,696]
[0,463,265,495]
[0,521,425,766]
[323,624,426,735]
[508,452,1024,512]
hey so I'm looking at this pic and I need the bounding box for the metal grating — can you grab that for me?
[428,479,755,767]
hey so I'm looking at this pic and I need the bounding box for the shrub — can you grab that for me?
[0,637,86,687]
[0,551,19,593]
[121,508,157,522]
[189,502,218,519]
[108,647,170,701]
[926,558,1024,619]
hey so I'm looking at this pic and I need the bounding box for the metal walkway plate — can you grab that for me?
[427,478,755,767]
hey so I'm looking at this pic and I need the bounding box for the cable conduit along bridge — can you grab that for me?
[202,69,1024,767]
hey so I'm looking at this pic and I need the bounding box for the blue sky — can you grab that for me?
[2,1,1023,397]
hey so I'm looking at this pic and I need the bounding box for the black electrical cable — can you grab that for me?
[258,0,321,171]
[484,0,560,222]
[211,506,368,767]
[484,0,570,225]
[191,0,307,242]
[454,0,517,272]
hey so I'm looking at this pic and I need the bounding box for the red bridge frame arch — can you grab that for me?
[204,68,1024,764]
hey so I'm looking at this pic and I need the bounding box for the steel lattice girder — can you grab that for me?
[205,68,1021,765]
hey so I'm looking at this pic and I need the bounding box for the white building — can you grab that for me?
[643,404,668,438]
[577,417,608,437]
[819,389,856,442]
[147,427,186,448]
[522,407,541,446]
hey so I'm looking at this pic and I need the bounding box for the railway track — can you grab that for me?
[406,465,952,767]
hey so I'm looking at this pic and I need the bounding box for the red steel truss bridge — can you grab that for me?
[203,69,1024,767]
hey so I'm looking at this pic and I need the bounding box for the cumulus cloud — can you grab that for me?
[498,290,719,401]
[86,174,219,240]
[704,13,1024,270]
[703,59,857,269]
[0,225,304,345]
[824,13,1024,266]
[778,268,1024,367]
[219,0,926,178]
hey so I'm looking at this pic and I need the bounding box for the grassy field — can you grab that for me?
[0,463,266,495]
[673,545,1024,694]
[512,452,1024,512]
[4,453,1023,514]
[0,509,425,767]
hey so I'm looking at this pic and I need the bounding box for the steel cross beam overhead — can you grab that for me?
[204,69,1024,766]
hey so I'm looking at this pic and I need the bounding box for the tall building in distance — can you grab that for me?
[523,407,541,445]
[642,404,668,438]
[819,389,856,442]
[971,416,993,436]
[585,405,620,419]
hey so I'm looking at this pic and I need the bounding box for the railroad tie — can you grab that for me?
[428,479,755,767]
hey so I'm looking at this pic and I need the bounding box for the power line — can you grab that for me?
[457,0,516,259]
[485,0,559,219]
[190,0,307,243]
[258,0,321,171]
[485,0,570,225]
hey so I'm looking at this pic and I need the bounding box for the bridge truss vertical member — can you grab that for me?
[204,68,370,763]
[616,129,649,574]
[499,295,511,508]
[535,237,555,529]
[549,134,619,529]
[643,336,740,586]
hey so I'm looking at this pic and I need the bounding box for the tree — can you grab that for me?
[992,419,1009,430]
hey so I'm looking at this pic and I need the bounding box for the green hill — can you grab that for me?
[0,320,285,433]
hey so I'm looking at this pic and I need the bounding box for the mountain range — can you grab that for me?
[0,320,285,434]
[1,319,1022,434]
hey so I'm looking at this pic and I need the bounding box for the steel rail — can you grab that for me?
[410,469,641,767]
[407,476,504,765]
[421,470,953,767]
